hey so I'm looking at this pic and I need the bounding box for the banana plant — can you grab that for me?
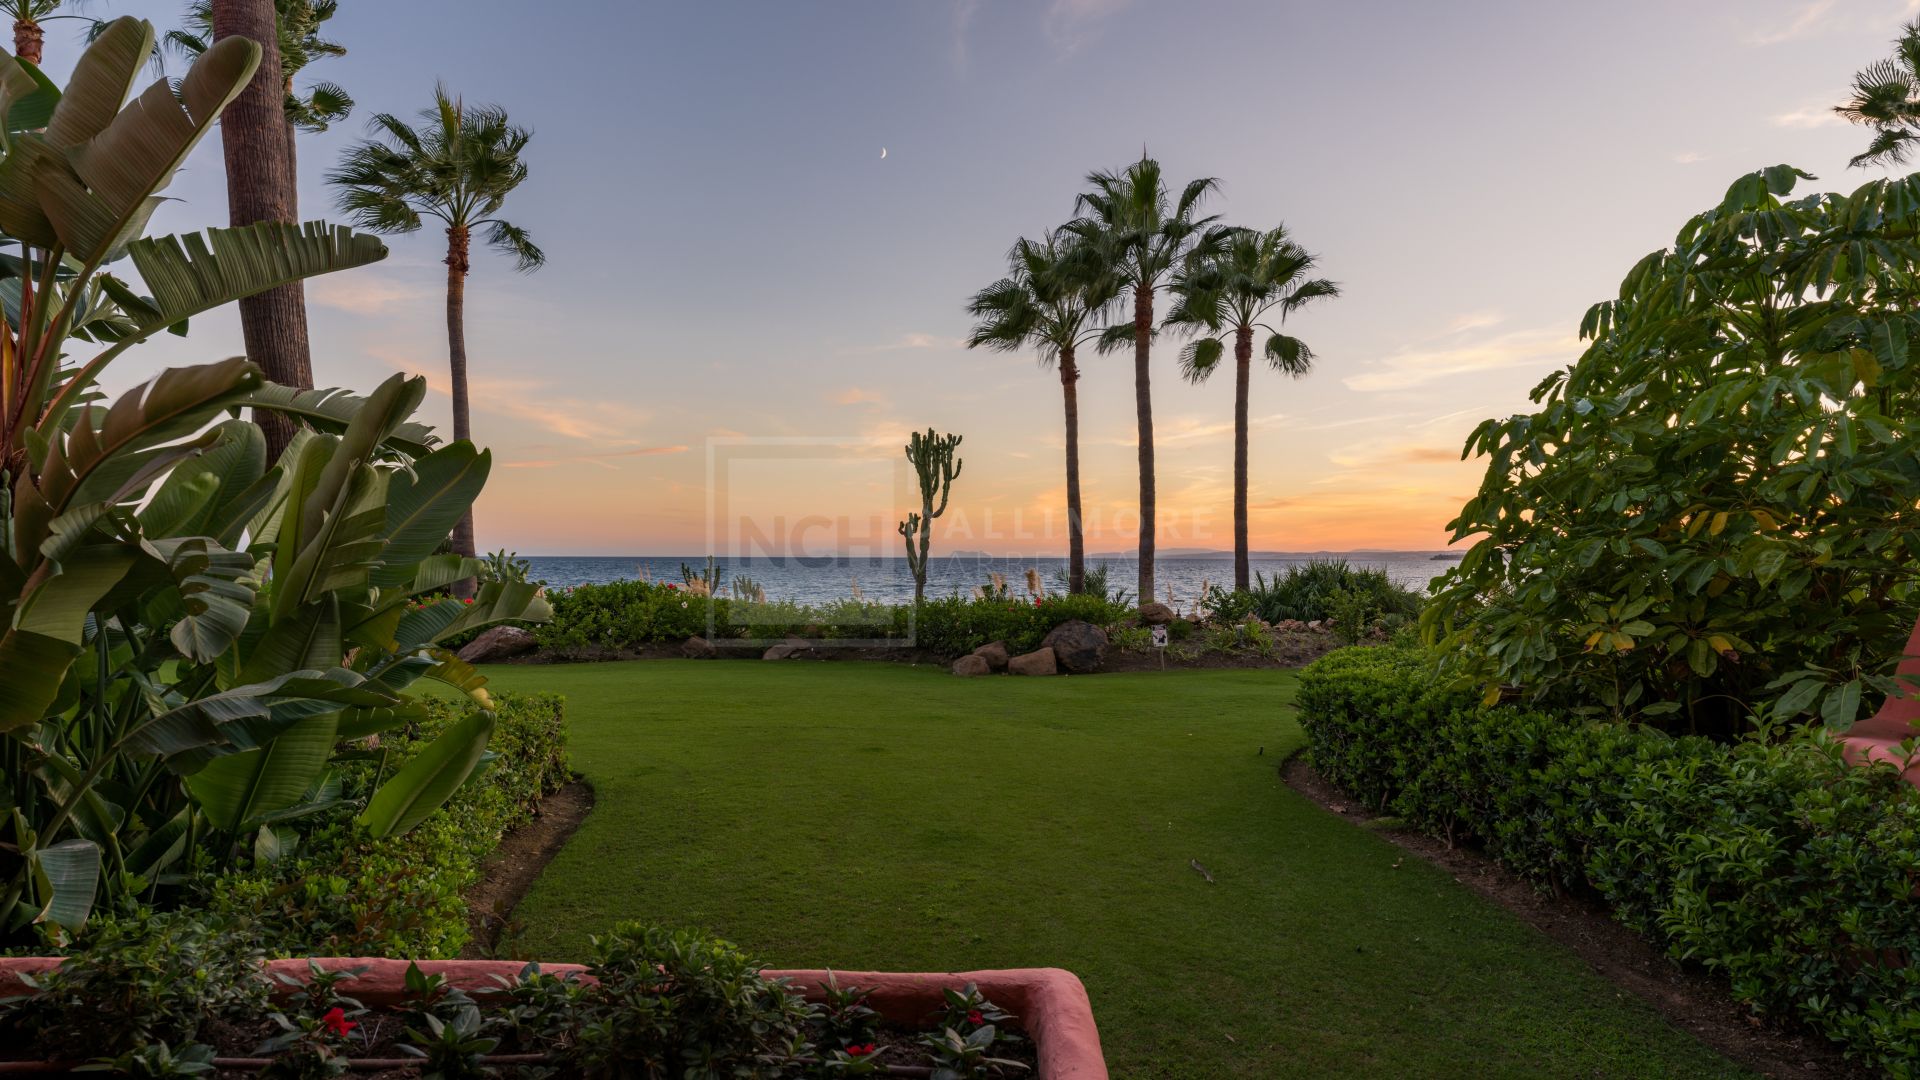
[0,19,547,939]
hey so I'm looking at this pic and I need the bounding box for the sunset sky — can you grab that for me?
[78,0,1920,555]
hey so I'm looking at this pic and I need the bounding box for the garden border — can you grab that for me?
[0,958,1108,1078]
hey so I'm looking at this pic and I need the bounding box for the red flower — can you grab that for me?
[968,1009,984,1025]
[320,1007,356,1037]
[847,1043,876,1057]
[463,598,474,604]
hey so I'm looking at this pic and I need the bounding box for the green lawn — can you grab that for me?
[477,661,1745,1079]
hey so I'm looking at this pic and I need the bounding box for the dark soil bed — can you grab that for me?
[460,779,595,959]
[1279,755,1869,1080]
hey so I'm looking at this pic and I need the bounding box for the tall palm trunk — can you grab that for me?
[284,78,300,216]
[1233,326,1253,592]
[12,18,40,63]
[1060,345,1085,595]
[213,0,312,464]
[446,224,476,591]
[1133,284,1155,606]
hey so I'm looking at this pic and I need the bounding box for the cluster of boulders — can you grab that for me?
[950,619,1109,677]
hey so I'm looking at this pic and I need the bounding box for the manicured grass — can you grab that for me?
[478,661,1746,1079]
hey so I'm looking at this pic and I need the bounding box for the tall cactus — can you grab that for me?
[899,428,963,604]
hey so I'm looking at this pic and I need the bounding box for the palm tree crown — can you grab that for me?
[1167,226,1339,383]
[327,84,544,272]
[166,0,352,133]
[1066,157,1227,352]
[1836,18,1920,167]
[966,232,1118,363]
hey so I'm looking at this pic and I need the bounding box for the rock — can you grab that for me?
[763,637,813,660]
[456,625,537,664]
[1138,602,1175,625]
[951,654,991,677]
[972,641,1010,671]
[1007,647,1058,676]
[681,635,717,659]
[1041,620,1108,674]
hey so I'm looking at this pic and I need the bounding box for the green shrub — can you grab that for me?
[0,908,269,1056]
[913,593,1131,658]
[1297,646,1920,1074]
[1237,560,1423,626]
[199,693,569,958]
[1428,167,1920,735]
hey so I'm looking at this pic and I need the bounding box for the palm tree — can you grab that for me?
[168,0,352,215]
[966,232,1119,594]
[1167,226,1339,592]
[328,86,544,567]
[212,0,310,461]
[1,0,76,64]
[1066,157,1224,605]
[1836,19,1920,167]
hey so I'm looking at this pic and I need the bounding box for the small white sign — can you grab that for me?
[1151,624,1169,648]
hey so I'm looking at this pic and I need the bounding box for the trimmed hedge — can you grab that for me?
[198,692,570,959]
[532,579,1133,659]
[1298,646,1920,1075]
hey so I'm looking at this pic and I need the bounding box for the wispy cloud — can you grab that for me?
[1044,0,1127,54]
[307,274,433,314]
[1773,99,1844,128]
[1446,310,1504,334]
[1673,150,1710,165]
[848,332,963,353]
[832,386,888,406]
[370,346,659,444]
[503,445,688,469]
[1344,328,1576,393]
[952,0,981,71]
[1749,0,1836,45]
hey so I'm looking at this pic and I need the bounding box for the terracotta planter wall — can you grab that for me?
[0,957,1107,1078]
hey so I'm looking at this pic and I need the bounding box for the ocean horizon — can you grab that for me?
[519,552,1457,606]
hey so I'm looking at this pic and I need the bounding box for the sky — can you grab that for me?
[61,0,1920,556]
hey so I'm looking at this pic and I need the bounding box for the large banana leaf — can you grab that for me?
[30,839,100,931]
[369,444,490,588]
[394,583,551,651]
[122,669,403,771]
[20,358,261,558]
[186,712,338,831]
[301,375,422,542]
[237,596,342,686]
[137,419,266,540]
[357,708,494,839]
[0,56,56,140]
[126,222,387,334]
[149,537,257,664]
[0,628,79,733]
[38,224,390,431]
[50,36,260,262]
[43,17,150,151]
[239,383,436,458]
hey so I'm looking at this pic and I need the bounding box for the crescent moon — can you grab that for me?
[880,147,888,159]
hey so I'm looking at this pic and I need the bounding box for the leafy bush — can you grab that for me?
[0,909,270,1057]
[1225,560,1423,626]
[913,593,1132,658]
[536,579,1130,659]
[1428,166,1920,734]
[197,693,569,958]
[1298,646,1920,1073]
[562,923,816,1076]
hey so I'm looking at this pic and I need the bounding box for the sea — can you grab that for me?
[520,553,1458,607]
